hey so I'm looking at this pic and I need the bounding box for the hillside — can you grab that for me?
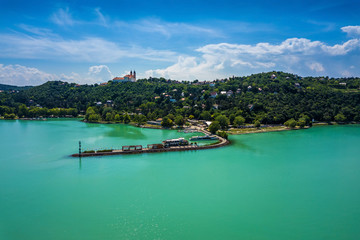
[0,83,33,91]
[1,72,359,124]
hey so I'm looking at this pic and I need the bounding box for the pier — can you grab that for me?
[71,135,229,157]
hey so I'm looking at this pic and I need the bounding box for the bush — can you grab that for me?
[253,120,261,128]
[4,113,16,119]
[215,115,230,129]
[83,150,95,153]
[233,116,245,127]
[284,118,297,128]
[334,113,346,122]
[217,130,228,139]
[97,149,113,153]
[161,116,173,128]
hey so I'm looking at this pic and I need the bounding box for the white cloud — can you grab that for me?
[307,62,325,72]
[94,8,108,27]
[341,70,352,77]
[51,8,75,26]
[115,18,221,38]
[341,25,360,37]
[87,65,113,81]
[146,34,360,80]
[0,64,115,86]
[0,64,57,86]
[0,33,177,63]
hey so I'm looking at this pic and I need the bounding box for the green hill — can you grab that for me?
[1,72,359,123]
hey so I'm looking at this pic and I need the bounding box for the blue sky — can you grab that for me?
[0,0,359,85]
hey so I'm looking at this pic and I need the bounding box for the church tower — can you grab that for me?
[134,70,136,79]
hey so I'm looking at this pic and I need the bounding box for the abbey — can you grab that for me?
[112,70,136,83]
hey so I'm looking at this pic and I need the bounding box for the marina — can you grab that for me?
[72,136,228,157]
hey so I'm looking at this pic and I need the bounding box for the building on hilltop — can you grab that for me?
[113,70,136,83]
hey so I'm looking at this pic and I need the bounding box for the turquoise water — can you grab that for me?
[1,120,360,239]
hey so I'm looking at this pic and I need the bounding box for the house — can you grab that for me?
[295,83,301,88]
[96,102,102,106]
[236,88,242,94]
[226,90,233,97]
[220,91,227,95]
[210,92,218,98]
[271,74,277,79]
[213,104,219,109]
[112,70,136,83]
[339,82,347,86]
[105,100,114,107]
[183,106,190,109]
[248,104,254,111]
[247,86,252,91]
[147,118,162,126]
[170,98,176,103]
[258,88,262,92]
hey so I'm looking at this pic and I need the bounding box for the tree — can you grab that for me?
[297,117,306,128]
[135,114,147,126]
[200,111,211,120]
[18,104,28,117]
[88,113,101,122]
[229,114,236,125]
[284,118,297,128]
[114,114,121,122]
[253,120,261,128]
[334,113,346,122]
[123,113,131,123]
[233,116,245,127]
[209,121,220,134]
[217,131,228,139]
[4,113,16,119]
[174,115,185,127]
[167,113,175,120]
[215,115,229,129]
[300,114,311,125]
[161,116,173,128]
[85,107,96,121]
[105,112,113,121]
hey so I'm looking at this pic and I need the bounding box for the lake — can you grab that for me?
[1,120,360,239]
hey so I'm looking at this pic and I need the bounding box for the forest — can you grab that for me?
[1,71,359,128]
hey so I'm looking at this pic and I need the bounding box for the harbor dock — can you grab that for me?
[72,135,229,157]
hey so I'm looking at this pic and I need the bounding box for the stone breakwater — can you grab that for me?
[71,137,229,157]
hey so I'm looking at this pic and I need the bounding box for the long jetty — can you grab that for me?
[72,134,229,157]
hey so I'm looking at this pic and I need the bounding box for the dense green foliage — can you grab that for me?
[209,121,221,134]
[0,83,32,91]
[1,72,359,126]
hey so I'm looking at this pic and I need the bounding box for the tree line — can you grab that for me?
[1,72,359,127]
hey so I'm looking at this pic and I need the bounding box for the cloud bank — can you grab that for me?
[146,32,360,80]
[0,64,114,86]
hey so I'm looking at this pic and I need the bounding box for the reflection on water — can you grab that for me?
[229,137,257,152]
[105,124,146,139]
